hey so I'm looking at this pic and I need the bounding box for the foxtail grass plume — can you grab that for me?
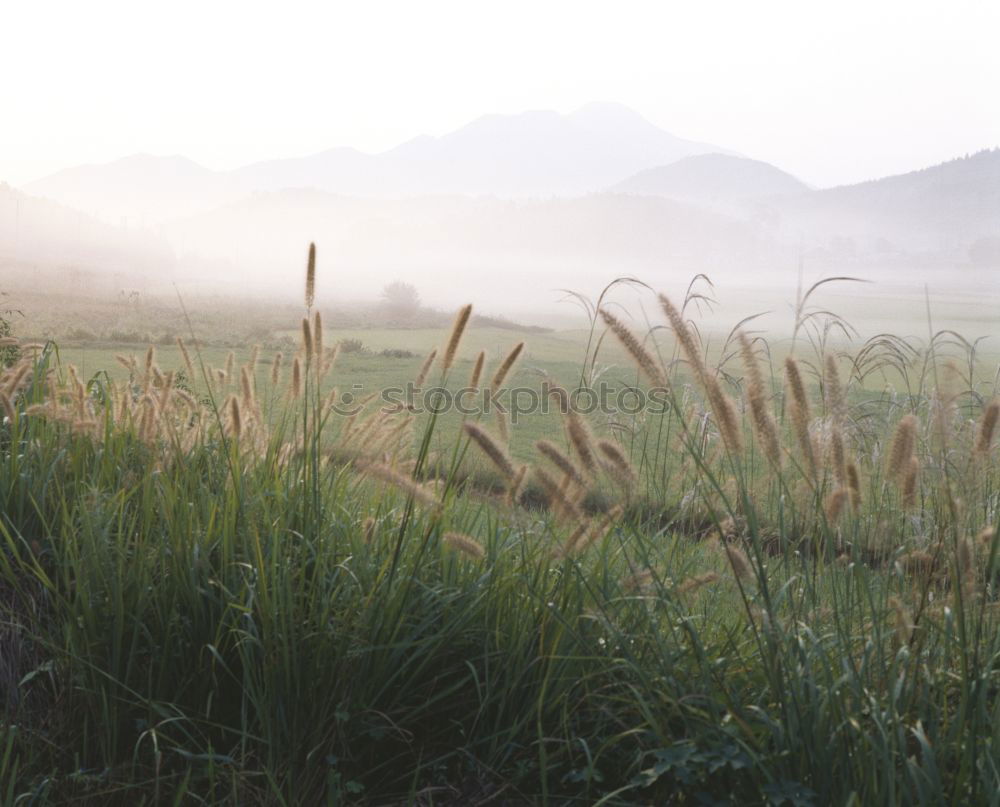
[677,571,720,595]
[534,466,583,523]
[846,462,861,512]
[290,357,302,400]
[0,392,15,422]
[660,294,740,454]
[825,487,848,522]
[240,365,255,403]
[658,294,706,379]
[901,455,919,508]
[889,596,914,644]
[784,357,816,478]
[176,337,195,380]
[362,462,439,508]
[976,399,999,454]
[536,439,588,488]
[414,349,438,388]
[271,352,283,386]
[362,516,376,544]
[824,353,845,420]
[705,375,743,456]
[442,304,472,372]
[494,407,509,443]
[469,350,486,389]
[887,414,918,479]
[305,242,316,309]
[622,568,655,592]
[829,428,847,485]
[443,531,486,560]
[507,463,528,505]
[227,395,243,439]
[571,505,624,555]
[489,342,524,390]
[565,410,598,474]
[723,542,753,582]
[599,308,667,388]
[597,439,636,484]
[301,317,313,363]
[739,332,780,467]
[3,362,31,398]
[313,311,324,373]
[464,422,517,480]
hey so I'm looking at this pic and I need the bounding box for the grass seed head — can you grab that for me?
[825,487,848,522]
[976,399,999,454]
[469,350,486,389]
[442,304,473,372]
[599,308,667,388]
[305,242,316,309]
[443,531,486,560]
[536,439,588,488]
[887,414,918,479]
[464,422,516,480]
[414,349,438,388]
[740,332,780,467]
[489,342,524,390]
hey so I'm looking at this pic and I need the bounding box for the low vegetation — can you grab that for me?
[1,262,998,805]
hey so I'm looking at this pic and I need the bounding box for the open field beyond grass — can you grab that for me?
[1,274,999,805]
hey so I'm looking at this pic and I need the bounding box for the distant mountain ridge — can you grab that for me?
[23,103,735,223]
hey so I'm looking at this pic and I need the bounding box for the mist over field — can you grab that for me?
[2,102,999,338]
[3,3,1000,804]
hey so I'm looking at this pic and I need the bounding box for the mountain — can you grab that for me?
[234,102,735,198]
[23,154,243,224]
[23,103,734,223]
[774,149,1000,252]
[611,153,809,212]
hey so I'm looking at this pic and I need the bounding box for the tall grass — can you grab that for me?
[1,266,999,805]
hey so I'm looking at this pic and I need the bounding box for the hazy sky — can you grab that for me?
[3,0,998,188]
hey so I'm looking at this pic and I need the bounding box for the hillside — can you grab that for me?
[775,149,1000,252]
[0,183,175,277]
[611,153,808,211]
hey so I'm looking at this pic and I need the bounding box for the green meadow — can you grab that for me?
[1,275,999,805]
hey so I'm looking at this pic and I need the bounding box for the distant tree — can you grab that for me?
[380,281,421,319]
[969,237,1000,267]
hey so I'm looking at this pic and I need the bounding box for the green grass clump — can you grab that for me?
[1,273,999,805]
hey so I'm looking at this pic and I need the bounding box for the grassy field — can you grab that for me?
[2,275,1000,805]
